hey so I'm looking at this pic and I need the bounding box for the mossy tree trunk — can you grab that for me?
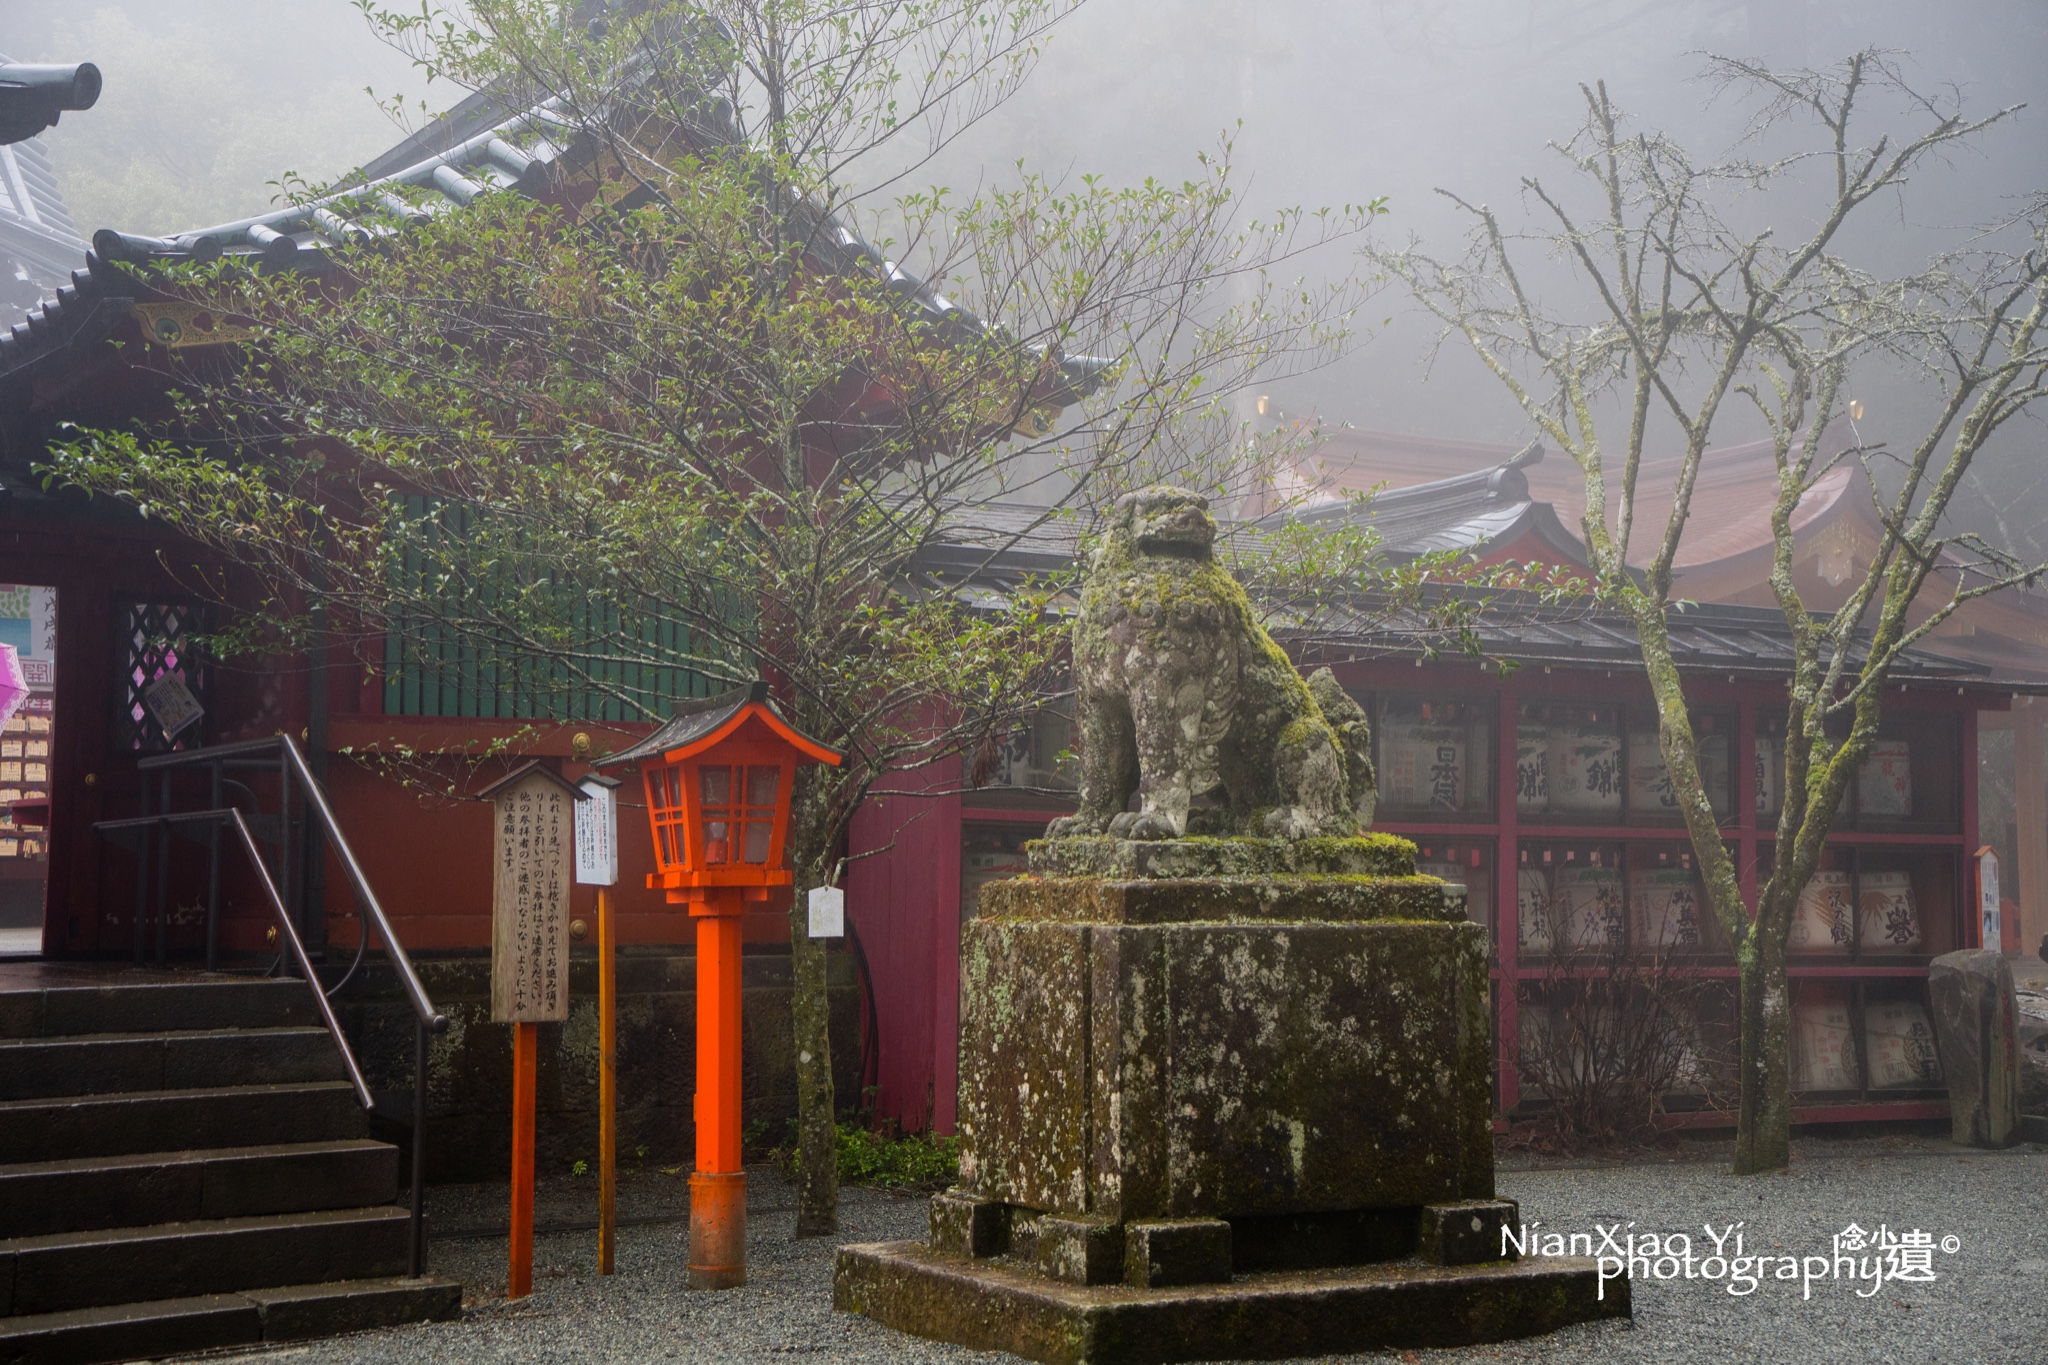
[1732,915,1792,1174]
[784,890,839,1235]
[783,760,851,1235]
[1628,604,1796,1169]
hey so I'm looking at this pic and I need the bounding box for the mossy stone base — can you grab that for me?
[1027,835,1416,881]
[958,914,1494,1221]
[1123,1219,1232,1288]
[1421,1200,1523,1267]
[980,874,1463,925]
[834,1240,1627,1364]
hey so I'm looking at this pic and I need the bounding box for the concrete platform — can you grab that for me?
[834,1240,1627,1365]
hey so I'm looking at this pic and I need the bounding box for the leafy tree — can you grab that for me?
[57,0,1383,1232]
[1375,51,2048,1173]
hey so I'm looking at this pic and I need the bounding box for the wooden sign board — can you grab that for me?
[482,763,585,1022]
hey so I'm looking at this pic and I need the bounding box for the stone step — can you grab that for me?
[0,1082,367,1164]
[0,977,318,1040]
[0,1141,398,1239]
[0,1275,463,1365]
[835,1240,1629,1362]
[0,1027,347,1100]
[0,1206,417,1317]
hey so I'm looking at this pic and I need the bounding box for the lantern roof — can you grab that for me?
[596,681,843,770]
[476,759,591,802]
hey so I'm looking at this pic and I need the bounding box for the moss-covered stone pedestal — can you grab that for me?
[834,836,1625,1363]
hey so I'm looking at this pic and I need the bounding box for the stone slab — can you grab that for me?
[835,1240,1627,1365]
[1226,1208,1417,1272]
[0,1275,462,1365]
[1929,950,2019,1148]
[978,877,1463,925]
[0,1293,263,1365]
[245,1275,464,1340]
[2008,957,2048,1115]
[1027,836,1417,881]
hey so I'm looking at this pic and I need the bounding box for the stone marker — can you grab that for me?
[1930,949,2020,1149]
[833,488,1623,1364]
[2010,956,2048,1125]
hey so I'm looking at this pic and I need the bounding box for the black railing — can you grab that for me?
[96,734,448,1278]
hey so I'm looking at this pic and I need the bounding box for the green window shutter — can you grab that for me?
[379,495,720,720]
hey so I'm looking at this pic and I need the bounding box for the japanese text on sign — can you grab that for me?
[491,778,572,1022]
[575,777,619,887]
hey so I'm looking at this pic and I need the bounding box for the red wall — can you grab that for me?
[846,754,962,1134]
[314,744,791,954]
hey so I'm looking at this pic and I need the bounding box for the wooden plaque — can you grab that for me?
[486,765,579,1022]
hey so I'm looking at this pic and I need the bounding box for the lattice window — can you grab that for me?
[114,600,212,754]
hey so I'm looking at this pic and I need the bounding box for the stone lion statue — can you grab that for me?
[1047,485,1376,842]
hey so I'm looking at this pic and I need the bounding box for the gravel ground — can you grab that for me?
[204,1134,2048,1365]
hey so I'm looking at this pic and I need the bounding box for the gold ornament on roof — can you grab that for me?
[131,302,259,351]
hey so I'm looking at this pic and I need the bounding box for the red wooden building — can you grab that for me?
[0,74,1097,978]
[1294,423,2048,953]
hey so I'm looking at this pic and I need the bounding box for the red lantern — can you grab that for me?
[599,681,840,1290]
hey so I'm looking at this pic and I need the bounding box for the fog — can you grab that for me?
[892,1,2048,469]
[8,1,435,236]
[9,1,2047,529]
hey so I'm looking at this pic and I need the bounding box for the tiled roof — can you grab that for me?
[0,136,84,285]
[598,682,773,767]
[916,442,1592,584]
[919,533,1995,683]
[0,253,134,387]
[0,71,1103,404]
[1286,592,1987,686]
[86,97,575,269]
[1295,423,1857,568]
[914,499,1088,574]
[0,53,90,329]
[1270,440,1588,566]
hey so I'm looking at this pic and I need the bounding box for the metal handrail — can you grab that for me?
[94,807,375,1108]
[137,736,448,1035]
[119,733,448,1278]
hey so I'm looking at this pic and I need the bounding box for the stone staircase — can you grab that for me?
[0,968,462,1364]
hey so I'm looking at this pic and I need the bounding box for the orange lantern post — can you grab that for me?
[597,682,841,1290]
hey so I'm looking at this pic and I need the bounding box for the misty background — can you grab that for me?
[8,0,2047,545]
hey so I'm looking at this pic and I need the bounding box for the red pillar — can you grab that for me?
[508,1021,537,1299]
[689,894,746,1289]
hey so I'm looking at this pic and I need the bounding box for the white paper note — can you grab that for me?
[808,885,845,938]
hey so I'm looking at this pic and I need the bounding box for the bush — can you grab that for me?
[834,1123,960,1189]
[770,1120,960,1189]
[1515,935,1727,1154]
